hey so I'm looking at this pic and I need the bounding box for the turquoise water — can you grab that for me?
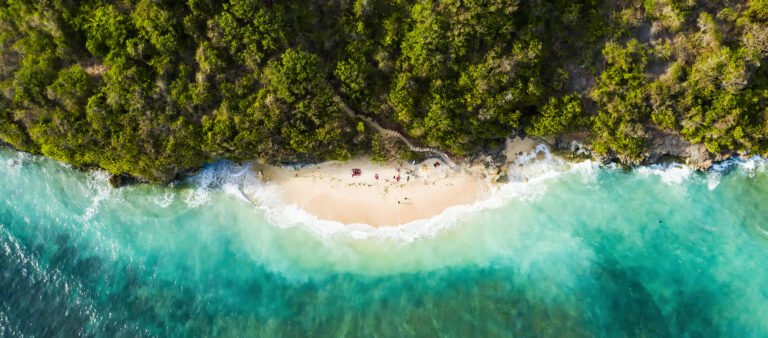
[2,147,768,337]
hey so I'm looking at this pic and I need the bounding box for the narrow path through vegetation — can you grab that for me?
[333,96,457,168]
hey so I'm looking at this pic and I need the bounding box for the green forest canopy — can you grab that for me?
[1,0,767,182]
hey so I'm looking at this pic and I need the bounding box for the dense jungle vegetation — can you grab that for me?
[1,0,767,182]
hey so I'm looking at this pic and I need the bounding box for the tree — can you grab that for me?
[589,40,650,161]
[82,4,129,58]
[527,94,584,136]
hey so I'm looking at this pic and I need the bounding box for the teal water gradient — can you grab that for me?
[1,147,768,337]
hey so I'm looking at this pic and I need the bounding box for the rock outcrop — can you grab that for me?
[551,130,726,170]
[644,131,715,170]
[108,173,137,188]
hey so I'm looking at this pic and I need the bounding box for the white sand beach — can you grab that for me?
[256,137,540,226]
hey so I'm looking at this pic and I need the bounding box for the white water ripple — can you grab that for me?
[177,145,601,242]
[131,146,768,243]
[79,171,113,222]
[151,189,176,208]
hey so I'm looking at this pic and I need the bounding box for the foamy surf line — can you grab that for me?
[25,145,763,243]
[634,155,768,190]
[170,145,602,242]
[188,147,768,242]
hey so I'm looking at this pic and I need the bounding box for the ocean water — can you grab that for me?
[1,146,768,337]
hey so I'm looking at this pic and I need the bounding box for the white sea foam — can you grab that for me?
[151,190,176,208]
[636,162,693,185]
[183,169,214,208]
[181,146,768,242]
[4,152,28,176]
[181,145,600,242]
[5,158,21,171]
[713,155,768,176]
[706,172,721,190]
[181,162,260,208]
[79,170,113,222]
[707,155,768,189]
[711,159,737,173]
[735,155,768,177]
[630,154,768,191]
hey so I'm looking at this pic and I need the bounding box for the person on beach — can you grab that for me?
[375,173,379,180]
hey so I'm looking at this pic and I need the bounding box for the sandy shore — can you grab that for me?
[505,136,538,160]
[256,137,539,226]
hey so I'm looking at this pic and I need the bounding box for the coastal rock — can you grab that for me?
[108,174,122,188]
[549,130,718,170]
[108,174,136,188]
[552,132,593,160]
[482,155,497,170]
[684,143,713,170]
[617,153,643,166]
[493,174,509,183]
[492,153,507,167]
[480,165,509,183]
[645,131,713,170]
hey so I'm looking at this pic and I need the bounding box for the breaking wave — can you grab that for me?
[28,145,764,243]
[172,145,602,242]
[79,170,114,222]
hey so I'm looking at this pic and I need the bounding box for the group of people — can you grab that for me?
[353,167,410,183]
[348,164,429,206]
[349,160,448,188]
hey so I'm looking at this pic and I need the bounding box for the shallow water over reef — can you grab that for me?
[2,147,768,337]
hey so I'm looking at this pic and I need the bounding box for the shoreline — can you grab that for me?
[256,159,490,227]
[1,131,748,188]
[255,137,540,227]
[2,138,762,228]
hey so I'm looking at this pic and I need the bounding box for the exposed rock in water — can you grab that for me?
[616,153,643,166]
[492,153,507,167]
[493,174,508,183]
[108,174,137,188]
[552,132,593,160]
[481,155,497,170]
[548,130,725,170]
